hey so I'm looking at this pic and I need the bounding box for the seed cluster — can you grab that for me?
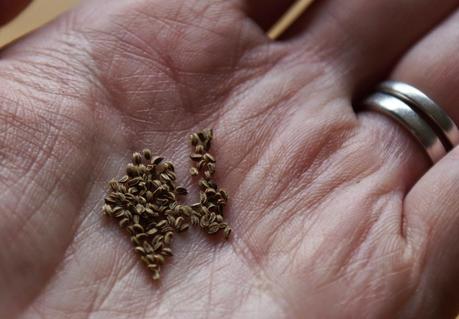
[102,129,230,280]
[189,129,231,238]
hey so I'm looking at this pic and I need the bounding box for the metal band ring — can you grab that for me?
[362,92,447,163]
[378,81,459,150]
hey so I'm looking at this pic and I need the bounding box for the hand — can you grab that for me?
[2,1,459,318]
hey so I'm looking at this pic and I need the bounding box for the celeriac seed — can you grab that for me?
[134,246,145,255]
[152,270,160,281]
[203,153,216,163]
[143,149,152,161]
[132,152,142,165]
[175,186,188,195]
[152,156,164,165]
[154,254,165,264]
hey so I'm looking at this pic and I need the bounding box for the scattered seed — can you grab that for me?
[132,152,142,165]
[190,167,199,176]
[143,149,152,161]
[152,156,164,165]
[175,186,188,195]
[134,246,145,255]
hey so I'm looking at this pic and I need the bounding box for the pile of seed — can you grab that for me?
[102,129,230,280]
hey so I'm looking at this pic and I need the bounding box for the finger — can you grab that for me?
[0,0,32,26]
[402,148,459,317]
[282,0,459,92]
[383,9,459,312]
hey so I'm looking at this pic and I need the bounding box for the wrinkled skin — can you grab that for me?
[2,0,459,318]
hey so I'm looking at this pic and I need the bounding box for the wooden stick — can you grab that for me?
[267,0,316,40]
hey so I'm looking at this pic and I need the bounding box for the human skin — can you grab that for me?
[2,0,459,318]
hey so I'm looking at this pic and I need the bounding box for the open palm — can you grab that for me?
[2,0,459,318]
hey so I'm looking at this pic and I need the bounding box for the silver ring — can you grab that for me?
[362,92,447,163]
[378,81,459,150]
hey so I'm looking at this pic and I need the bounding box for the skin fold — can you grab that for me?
[1,0,459,318]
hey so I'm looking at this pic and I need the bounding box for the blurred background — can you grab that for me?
[0,0,79,46]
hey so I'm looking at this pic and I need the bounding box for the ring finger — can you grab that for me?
[381,7,459,313]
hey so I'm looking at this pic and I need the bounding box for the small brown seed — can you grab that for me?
[208,213,216,224]
[200,192,207,204]
[153,239,163,251]
[134,246,145,255]
[132,223,144,233]
[147,228,158,236]
[152,179,162,188]
[203,153,216,163]
[154,254,165,264]
[132,152,142,165]
[197,159,207,170]
[207,162,216,173]
[179,223,190,232]
[219,189,228,201]
[166,215,176,226]
[152,156,164,165]
[152,270,161,280]
[126,163,138,177]
[156,220,167,228]
[195,144,205,154]
[135,204,145,214]
[199,179,210,189]
[109,179,120,192]
[200,215,210,228]
[146,254,156,263]
[160,161,174,171]
[143,241,154,253]
[190,153,203,161]
[129,225,140,235]
[136,233,147,241]
[200,206,209,215]
[148,263,159,271]
[190,167,199,176]
[161,248,173,256]
[127,177,142,187]
[138,164,147,175]
[131,236,141,246]
[224,226,232,239]
[207,224,220,234]
[175,186,188,195]
[205,188,216,197]
[190,133,199,146]
[114,210,125,218]
[204,128,213,139]
[197,131,206,142]
[143,149,152,161]
[167,171,176,181]
[190,203,201,210]
[175,216,184,228]
[159,173,170,182]
[140,256,150,266]
[119,175,129,183]
[164,232,174,245]
[119,218,130,228]
[190,215,200,225]
[102,204,112,216]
